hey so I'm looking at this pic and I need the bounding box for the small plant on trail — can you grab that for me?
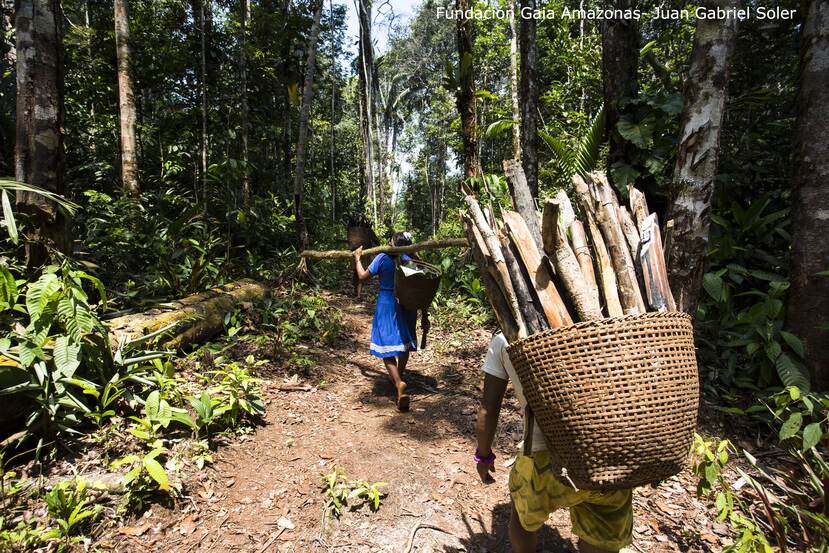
[207,356,265,426]
[43,480,100,541]
[190,439,213,469]
[113,447,176,512]
[321,468,387,518]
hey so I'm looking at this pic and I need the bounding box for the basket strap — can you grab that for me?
[523,404,534,456]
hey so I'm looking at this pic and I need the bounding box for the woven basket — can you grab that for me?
[395,260,441,311]
[506,311,699,490]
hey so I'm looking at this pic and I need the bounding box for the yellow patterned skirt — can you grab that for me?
[508,450,634,551]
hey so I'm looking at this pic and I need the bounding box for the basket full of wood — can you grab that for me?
[463,161,699,491]
[395,259,441,311]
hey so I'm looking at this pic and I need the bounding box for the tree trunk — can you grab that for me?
[293,0,324,259]
[197,0,209,201]
[518,0,538,197]
[601,0,639,187]
[455,0,480,180]
[15,0,70,266]
[787,0,829,391]
[665,0,738,314]
[357,0,376,221]
[509,3,521,160]
[239,0,249,204]
[114,0,139,196]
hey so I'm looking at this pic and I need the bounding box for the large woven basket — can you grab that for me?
[506,311,699,490]
[395,260,440,311]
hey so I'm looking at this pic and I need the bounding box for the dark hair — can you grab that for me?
[391,232,413,248]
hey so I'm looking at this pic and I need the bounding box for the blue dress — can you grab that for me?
[368,253,417,358]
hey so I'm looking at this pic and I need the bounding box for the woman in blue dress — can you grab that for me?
[352,232,418,411]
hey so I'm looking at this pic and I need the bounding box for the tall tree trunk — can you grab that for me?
[357,0,376,221]
[15,0,70,266]
[509,3,521,160]
[114,0,139,196]
[197,0,210,201]
[518,0,538,197]
[329,0,336,223]
[455,0,479,180]
[787,0,829,391]
[293,0,324,262]
[601,0,639,187]
[665,0,738,314]
[239,0,249,204]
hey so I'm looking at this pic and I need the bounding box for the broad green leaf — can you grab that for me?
[616,117,654,149]
[145,390,161,420]
[53,336,81,378]
[1,190,18,244]
[26,273,60,320]
[143,457,170,490]
[780,331,804,358]
[484,119,516,139]
[778,412,802,441]
[703,273,725,302]
[0,263,18,308]
[775,353,810,393]
[802,422,822,452]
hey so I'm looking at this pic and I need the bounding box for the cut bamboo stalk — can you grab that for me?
[463,216,521,341]
[591,174,646,315]
[499,229,547,335]
[463,194,528,338]
[542,201,603,321]
[628,185,650,228]
[571,174,624,317]
[569,220,598,294]
[503,210,573,328]
[639,213,677,312]
[503,159,543,253]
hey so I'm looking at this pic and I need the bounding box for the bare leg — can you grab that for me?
[578,539,618,553]
[382,356,409,412]
[509,500,538,553]
[397,351,410,373]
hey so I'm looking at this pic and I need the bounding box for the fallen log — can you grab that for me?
[107,279,269,349]
[300,238,468,259]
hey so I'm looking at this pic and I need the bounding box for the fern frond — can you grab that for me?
[574,105,605,178]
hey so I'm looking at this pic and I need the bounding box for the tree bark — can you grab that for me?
[509,3,521,160]
[787,0,829,391]
[293,0,324,260]
[665,0,738,314]
[114,0,139,196]
[518,0,538,197]
[601,0,639,186]
[455,0,480,180]
[197,0,210,200]
[239,0,249,204]
[15,0,70,266]
[357,0,376,221]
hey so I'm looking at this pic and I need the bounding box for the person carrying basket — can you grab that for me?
[352,232,420,411]
[474,333,634,553]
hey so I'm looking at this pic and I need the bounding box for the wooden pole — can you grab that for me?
[571,174,623,317]
[542,201,603,320]
[499,229,547,335]
[639,213,677,312]
[569,220,598,295]
[300,238,467,259]
[503,159,543,253]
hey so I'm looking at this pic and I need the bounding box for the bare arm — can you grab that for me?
[352,247,372,281]
[475,372,508,482]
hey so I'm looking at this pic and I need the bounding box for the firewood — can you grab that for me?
[552,189,576,229]
[628,185,650,228]
[591,174,646,315]
[618,205,641,257]
[542,201,603,321]
[639,213,677,312]
[502,160,543,253]
[569,220,598,294]
[503,210,573,328]
[571,174,624,317]
[463,194,528,338]
[463,216,521,341]
[499,229,548,335]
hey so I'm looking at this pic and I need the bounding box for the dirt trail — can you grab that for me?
[103,290,724,553]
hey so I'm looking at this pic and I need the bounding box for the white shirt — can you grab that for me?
[482,333,548,452]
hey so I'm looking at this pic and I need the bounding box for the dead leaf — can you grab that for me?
[178,515,198,535]
[118,524,150,536]
[226,478,236,488]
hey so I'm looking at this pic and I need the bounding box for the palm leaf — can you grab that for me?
[573,105,605,178]
[0,179,79,214]
[539,130,576,174]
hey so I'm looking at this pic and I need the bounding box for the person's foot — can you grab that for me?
[396,382,410,412]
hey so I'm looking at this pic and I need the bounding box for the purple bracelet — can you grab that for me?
[474,449,496,465]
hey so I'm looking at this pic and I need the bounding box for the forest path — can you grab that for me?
[105,289,724,553]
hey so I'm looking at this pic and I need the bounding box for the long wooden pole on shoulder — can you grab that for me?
[300,238,468,259]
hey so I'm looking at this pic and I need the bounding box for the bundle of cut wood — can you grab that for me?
[463,160,675,343]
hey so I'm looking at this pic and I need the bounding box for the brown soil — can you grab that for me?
[97,289,729,553]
